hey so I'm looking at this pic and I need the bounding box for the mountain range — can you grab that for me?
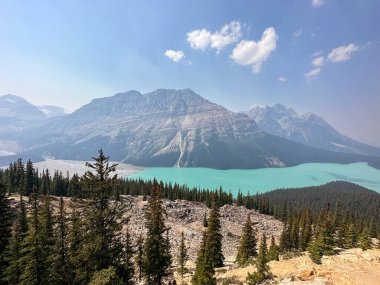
[1,89,379,169]
[244,104,380,157]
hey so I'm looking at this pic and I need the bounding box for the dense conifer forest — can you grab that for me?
[0,153,379,284]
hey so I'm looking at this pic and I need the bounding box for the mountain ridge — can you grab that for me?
[243,103,380,157]
[1,89,380,169]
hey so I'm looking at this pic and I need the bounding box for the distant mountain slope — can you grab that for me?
[0,94,67,134]
[2,89,380,169]
[259,181,380,231]
[244,104,380,157]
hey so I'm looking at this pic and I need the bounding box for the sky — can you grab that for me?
[0,0,379,146]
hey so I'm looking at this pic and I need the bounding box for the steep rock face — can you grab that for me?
[3,90,380,169]
[245,104,380,157]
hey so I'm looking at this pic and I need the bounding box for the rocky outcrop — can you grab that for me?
[122,195,283,263]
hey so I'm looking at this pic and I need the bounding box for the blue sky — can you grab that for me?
[0,0,379,146]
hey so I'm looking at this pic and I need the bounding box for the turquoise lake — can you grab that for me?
[128,162,380,195]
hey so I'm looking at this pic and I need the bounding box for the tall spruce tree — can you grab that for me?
[358,227,371,251]
[308,205,335,264]
[235,214,257,266]
[246,234,272,285]
[205,200,224,268]
[19,193,46,285]
[135,234,144,281]
[177,231,188,281]
[76,149,131,284]
[3,196,28,285]
[268,235,280,261]
[0,176,12,280]
[51,197,69,285]
[124,228,135,285]
[299,209,312,251]
[143,181,172,284]
[191,232,216,285]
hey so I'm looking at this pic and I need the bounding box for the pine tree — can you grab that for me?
[308,205,335,264]
[343,222,357,249]
[51,197,69,285]
[333,201,345,248]
[0,177,12,278]
[40,195,55,283]
[123,228,135,285]
[235,214,257,266]
[135,234,144,281]
[23,160,35,196]
[268,235,279,261]
[246,234,272,285]
[76,149,131,284]
[3,196,28,285]
[290,215,300,250]
[143,181,172,284]
[191,232,216,285]
[67,198,83,284]
[3,222,22,284]
[202,211,208,228]
[358,227,371,251]
[299,209,312,251]
[205,201,224,268]
[279,222,292,252]
[19,193,46,285]
[177,231,188,281]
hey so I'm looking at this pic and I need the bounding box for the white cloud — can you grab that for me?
[312,0,325,7]
[230,27,278,73]
[187,29,211,51]
[312,56,325,66]
[187,21,241,52]
[164,50,185,62]
[278,76,287,82]
[327,43,359,62]
[293,29,303,37]
[304,67,321,79]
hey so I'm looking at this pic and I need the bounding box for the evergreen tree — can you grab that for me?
[202,211,208,228]
[0,177,12,279]
[23,160,35,196]
[308,205,335,264]
[191,232,216,285]
[40,196,55,283]
[67,198,83,284]
[299,209,312,251]
[3,195,28,285]
[135,234,144,281]
[19,193,46,285]
[177,231,188,281]
[279,222,292,252]
[235,214,257,266]
[343,222,357,249]
[143,181,172,284]
[333,201,345,248]
[268,235,279,261]
[205,201,224,268]
[51,197,69,285]
[76,149,131,284]
[246,234,272,285]
[358,227,371,251]
[123,228,135,285]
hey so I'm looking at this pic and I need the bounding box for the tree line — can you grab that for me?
[0,154,379,284]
